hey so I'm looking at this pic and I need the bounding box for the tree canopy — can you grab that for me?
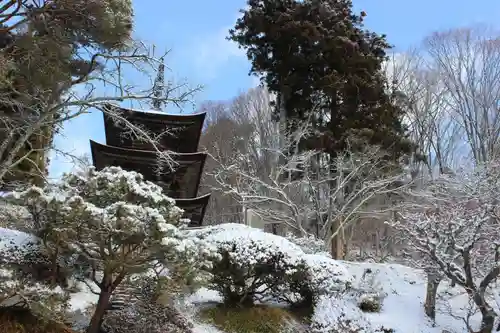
[229,0,413,159]
[0,0,133,188]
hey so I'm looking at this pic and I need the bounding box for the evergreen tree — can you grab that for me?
[0,0,133,188]
[229,0,413,159]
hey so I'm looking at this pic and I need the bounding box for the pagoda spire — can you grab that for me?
[151,56,165,111]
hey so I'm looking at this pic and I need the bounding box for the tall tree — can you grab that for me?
[384,52,462,178]
[424,26,500,164]
[229,0,413,159]
[0,0,133,188]
[230,0,414,258]
[198,87,276,225]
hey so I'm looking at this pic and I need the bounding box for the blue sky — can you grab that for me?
[48,0,500,178]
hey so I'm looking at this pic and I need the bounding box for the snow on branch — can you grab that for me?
[0,42,200,187]
[391,163,500,332]
[208,119,410,239]
[5,166,216,333]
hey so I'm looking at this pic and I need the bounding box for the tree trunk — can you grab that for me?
[472,291,497,333]
[330,218,344,259]
[424,272,441,320]
[271,223,278,235]
[50,247,60,286]
[374,231,380,257]
[86,287,112,333]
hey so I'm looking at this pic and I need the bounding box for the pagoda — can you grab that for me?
[89,103,211,227]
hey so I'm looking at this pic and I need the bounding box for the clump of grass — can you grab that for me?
[0,307,75,333]
[200,304,298,333]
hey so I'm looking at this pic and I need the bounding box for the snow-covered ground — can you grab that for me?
[339,262,480,333]
[180,263,483,333]
[2,225,497,332]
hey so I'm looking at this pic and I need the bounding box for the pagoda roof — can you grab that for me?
[90,140,206,199]
[175,193,211,228]
[102,103,206,153]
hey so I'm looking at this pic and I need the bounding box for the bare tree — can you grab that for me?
[229,85,279,180]
[0,43,200,188]
[424,25,500,164]
[209,114,408,259]
[199,86,278,225]
[384,51,463,179]
[392,164,500,332]
[199,101,245,225]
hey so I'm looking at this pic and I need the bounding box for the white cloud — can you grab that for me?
[187,15,247,80]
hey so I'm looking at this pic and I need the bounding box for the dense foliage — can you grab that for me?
[190,224,352,310]
[0,0,133,188]
[229,0,413,159]
[8,166,211,333]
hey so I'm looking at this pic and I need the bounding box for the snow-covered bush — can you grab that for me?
[191,224,352,309]
[303,254,352,295]
[279,254,353,310]
[0,227,71,321]
[8,166,212,333]
[0,227,70,285]
[350,268,387,313]
[191,224,304,306]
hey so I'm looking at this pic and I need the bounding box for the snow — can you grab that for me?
[0,227,39,251]
[188,287,222,305]
[188,223,305,265]
[304,254,353,294]
[0,222,496,333]
[312,297,374,333]
[184,223,500,332]
[183,259,479,333]
[68,282,99,312]
[328,262,485,333]
[109,105,207,117]
[192,322,225,333]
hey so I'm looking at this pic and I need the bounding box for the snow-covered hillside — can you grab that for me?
[180,263,485,333]
[2,224,498,333]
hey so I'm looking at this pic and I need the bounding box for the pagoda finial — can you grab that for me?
[151,56,165,111]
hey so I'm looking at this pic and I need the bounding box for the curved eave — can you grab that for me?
[103,103,207,120]
[90,140,207,199]
[90,140,207,162]
[174,193,211,227]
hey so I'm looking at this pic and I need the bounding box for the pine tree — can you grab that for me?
[0,0,133,188]
[229,0,413,159]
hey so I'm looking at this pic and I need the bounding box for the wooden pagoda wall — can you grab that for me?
[89,105,210,227]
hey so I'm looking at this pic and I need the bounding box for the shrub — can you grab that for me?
[190,224,305,307]
[281,254,352,311]
[351,268,387,313]
[0,307,75,333]
[358,294,382,313]
[0,228,71,321]
[191,224,352,312]
[210,238,302,306]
